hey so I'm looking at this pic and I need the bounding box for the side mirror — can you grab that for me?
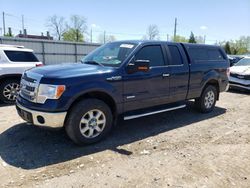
[126,59,150,74]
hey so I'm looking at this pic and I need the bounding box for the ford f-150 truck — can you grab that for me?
[16,41,229,145]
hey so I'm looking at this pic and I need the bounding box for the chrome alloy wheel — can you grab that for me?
[204,90,215,109]
[3,83,20,101]
[79,109,106,138]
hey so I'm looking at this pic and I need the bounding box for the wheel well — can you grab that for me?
[69,91,117,116]
[205,79,220,100]
[0,74,22,83]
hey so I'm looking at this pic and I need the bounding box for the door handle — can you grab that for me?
[162,73,170,77]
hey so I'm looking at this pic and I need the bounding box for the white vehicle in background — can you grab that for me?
[229,57,250,91]
[0,44,43,104]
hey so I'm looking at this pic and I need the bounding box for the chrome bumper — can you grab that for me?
[16,102,67,128]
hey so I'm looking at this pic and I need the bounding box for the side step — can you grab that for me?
[124,104,186,120]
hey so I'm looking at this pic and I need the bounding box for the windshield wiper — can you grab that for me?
[81,60,104,67]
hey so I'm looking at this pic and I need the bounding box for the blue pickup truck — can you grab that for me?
[16,41,229,144]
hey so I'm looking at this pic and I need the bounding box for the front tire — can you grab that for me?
[195,85,217,113]
[0,79,20,104]
[65,99,113,145]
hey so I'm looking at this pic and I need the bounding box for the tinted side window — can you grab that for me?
[189,48,225,62]
[189,48,208,61]
[4,50,39,62]
[168,45,183,65]
[135,45,165,67]
[208,49,224,60]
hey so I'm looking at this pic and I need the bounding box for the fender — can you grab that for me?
[199,70,221,96]
[65,80,121,111]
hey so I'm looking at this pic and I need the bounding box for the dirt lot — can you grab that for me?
[0,91,249,188]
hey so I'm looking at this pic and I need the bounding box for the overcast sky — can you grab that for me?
[1,0,249,43]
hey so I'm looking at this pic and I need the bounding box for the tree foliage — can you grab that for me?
[144,24,160,40]
[224,42,231,54]
[188,32,196,43]
[65,15,88,42]
[46,14,87,42]
[63,28,84,42]
[220,36,250,55]
[172,35,188,42]
[46,15,66,40]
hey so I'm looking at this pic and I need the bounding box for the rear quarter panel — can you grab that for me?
[182,44,229,99]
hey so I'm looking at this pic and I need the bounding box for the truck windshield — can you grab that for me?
[82,42,137,67]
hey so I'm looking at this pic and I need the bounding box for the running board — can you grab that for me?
[124,104,186,120]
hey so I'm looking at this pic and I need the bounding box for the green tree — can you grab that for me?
[63,15,87,42]
[224,42,231,54]
[172,35,188,42]
[188,32,196,43]
[63,28,84,42]
[219,36,250,55]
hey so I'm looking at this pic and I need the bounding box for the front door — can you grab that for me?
[123,45,170,112]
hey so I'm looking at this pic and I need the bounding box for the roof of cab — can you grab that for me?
[111,40,220,48]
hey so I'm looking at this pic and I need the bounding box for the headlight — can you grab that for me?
[37,84,66,104]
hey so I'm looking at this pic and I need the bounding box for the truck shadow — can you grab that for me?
[0,102,226,169]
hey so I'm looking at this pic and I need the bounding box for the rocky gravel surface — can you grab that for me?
[0,91,249,188]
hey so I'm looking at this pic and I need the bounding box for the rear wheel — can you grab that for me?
[65,99,113,145]
[0,79,20,104]
[195,85,217,113]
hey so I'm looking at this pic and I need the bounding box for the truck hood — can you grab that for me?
[230,65,250,75]
[29,63,114,78]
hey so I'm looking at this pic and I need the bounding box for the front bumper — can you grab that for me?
[229,76,250,91]
[16,102,67,128]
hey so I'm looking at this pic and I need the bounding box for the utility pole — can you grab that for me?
[2,12,6,35]
[167,34,169,41]
[103,30,106,44]
[203,35,206,44]
[173,17,177,42]
[90,28,93,43]
[22,15,24,33]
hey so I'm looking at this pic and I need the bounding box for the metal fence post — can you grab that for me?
[41,41,45,64]
[74,43,77,62]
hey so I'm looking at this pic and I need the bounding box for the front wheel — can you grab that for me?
[65,99,113,145]
[0,79,20,104]
[195,85,217,113]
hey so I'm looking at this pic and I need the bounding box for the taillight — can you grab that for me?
[36,63,43,67]
[226,68,230,78]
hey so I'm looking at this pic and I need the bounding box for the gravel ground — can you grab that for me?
[0,91,249,188]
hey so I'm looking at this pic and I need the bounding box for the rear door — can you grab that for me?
[165,43,189,102]
[123,44,171,111]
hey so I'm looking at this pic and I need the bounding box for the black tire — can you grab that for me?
[65,99,113,145]
[195,85,217,113]
[0,79,20,104]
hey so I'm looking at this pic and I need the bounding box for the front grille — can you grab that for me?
[20,72,42,102]
[230,73,250,80]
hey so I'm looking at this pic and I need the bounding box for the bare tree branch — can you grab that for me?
[46,15,66,40]
[145,24,160,40]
